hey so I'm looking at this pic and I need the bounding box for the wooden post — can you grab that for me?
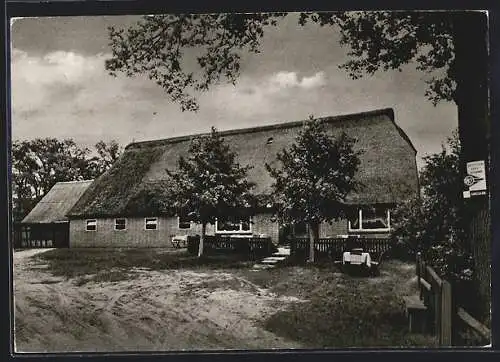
[440,280,453,346]
[416,252,422,299]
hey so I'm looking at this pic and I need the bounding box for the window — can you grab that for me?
[216,216,252,234]
[145,217,158,230]
[348,207,391,232]
[114,218,127,231]
[86,219,97,231]
[178,215,191,229]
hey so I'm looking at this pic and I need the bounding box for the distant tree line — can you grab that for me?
[12,138,122,222]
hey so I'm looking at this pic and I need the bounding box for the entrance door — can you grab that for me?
[53,223,70,248]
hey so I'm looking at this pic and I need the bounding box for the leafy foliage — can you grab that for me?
[390,131,472,282]
[266,118,361,226]
[266,117,361,261]
[166,127,255,225]
[299,11,456,105]
[106,11,468,111]
[11,138,121,221]
[106,13,286,111]
[94,140,123,175]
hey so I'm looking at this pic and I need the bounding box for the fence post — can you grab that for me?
[440,280,453,346]
[416,252,422,299]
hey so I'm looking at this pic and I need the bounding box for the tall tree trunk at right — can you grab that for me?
[451,12,490,321]
[198,222,206,257]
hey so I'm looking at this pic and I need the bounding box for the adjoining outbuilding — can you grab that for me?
[17,180,93,248]
[65,108,419,248]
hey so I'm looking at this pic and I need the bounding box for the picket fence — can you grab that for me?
[290,237,392,261]
[187,235,276,259]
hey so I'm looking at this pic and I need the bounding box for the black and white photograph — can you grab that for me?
[10,10,492,352]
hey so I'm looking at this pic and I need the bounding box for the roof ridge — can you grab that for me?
[55,180,94,184]
[125,107,395,150]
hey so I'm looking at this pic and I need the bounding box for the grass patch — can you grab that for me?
[34,248,254,281]
[242,260,437,348]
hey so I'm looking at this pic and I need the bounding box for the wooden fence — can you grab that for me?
[290,237,392,261]
[415,252,490,346]
[187,235,276,259]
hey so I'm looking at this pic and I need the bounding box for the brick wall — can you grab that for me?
[69,213,279,247]
[251,213,279,244]
[70,217,217,248]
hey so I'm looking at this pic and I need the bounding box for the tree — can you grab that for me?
[391,132,477,313]
[299,11,488,164]
[106,13,285,112]
[11,138,122,221]
[266,117,361,263]
[93,140,123,175]
[392,131,465,252]
[166,127,255,257]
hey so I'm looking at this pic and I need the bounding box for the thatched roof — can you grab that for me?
[68,108,419,218]
[22,180,93,224]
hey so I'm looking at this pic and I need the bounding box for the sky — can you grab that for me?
[10,14,458,169]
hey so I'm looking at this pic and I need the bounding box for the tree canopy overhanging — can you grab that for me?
[106,11,484,109]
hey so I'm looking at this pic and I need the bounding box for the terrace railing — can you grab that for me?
[187,235,276,259]
[290,237,392,261]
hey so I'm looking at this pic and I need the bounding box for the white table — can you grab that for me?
[171,235,188,248]
[342,251,372,267]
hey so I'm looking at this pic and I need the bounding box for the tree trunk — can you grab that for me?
[308,221,319,263]
[198,222,206,257]
[451,12,490,320]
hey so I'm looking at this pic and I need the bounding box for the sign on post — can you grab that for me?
[463,160,487,198]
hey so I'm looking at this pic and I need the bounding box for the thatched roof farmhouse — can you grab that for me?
[65,108,418,247]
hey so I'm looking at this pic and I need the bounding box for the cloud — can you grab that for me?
[269,71,326,90]
[199,70,328,116]
[12,49,107,86]
[300,72,327,89]
[11,49,111,117]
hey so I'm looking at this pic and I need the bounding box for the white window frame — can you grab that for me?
[114,218,127,231]
[177,216,191,229]
[348,209,391,232]
[85,219,97,232]
[215,216,252,234]
[144,217,158,231]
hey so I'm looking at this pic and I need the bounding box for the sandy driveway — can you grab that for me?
[13,249,305,353]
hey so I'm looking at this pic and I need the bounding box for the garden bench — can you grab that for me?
[402,294,428,333]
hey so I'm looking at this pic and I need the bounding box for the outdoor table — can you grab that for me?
[171,235,188,248]
[342,250,372,267]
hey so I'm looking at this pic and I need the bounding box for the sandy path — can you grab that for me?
[13,249,305,353]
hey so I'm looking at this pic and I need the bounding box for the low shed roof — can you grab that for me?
[22,180,93,224]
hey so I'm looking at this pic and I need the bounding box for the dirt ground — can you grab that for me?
[13,249,306,353]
